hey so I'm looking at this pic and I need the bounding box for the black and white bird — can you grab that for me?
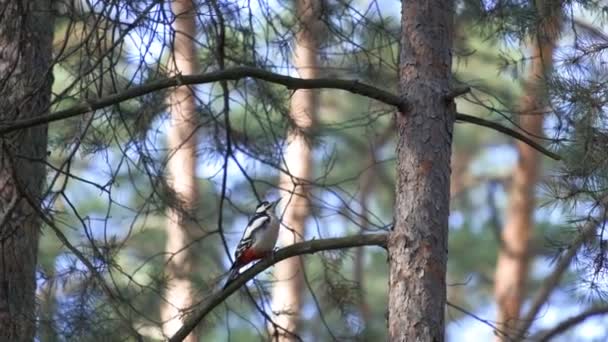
[223,198,281,289]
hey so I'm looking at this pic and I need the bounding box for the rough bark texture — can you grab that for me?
[388,0,454,341]
[0,0,53,340]
[161,1,200,340]
[493,3,560,337]
[270,0,320,340]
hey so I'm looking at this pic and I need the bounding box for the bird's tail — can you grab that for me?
[222,265,240,290]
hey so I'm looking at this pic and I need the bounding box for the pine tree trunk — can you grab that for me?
[270,0,320,340]
[0,0,53,340]
[494,3,560,337]
[38,274,58,342]
[354,125,393,333]
[388,0,454,340]
[161,1,200,340]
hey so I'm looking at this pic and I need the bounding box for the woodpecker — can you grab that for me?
[223,198,281,289]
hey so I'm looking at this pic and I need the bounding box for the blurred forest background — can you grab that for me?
[2,0,608,341]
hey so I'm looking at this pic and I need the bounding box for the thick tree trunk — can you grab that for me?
[161,1,200,341]
[0,0,53,340]
[388,0,454,341]
[270,0,320,340]
[494,4,560,337]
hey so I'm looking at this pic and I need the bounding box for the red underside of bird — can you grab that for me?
[235,248,270,267]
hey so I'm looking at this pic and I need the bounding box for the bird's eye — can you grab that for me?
[255,201,270,213]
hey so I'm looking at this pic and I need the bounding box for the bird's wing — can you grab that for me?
[235,213,269,258]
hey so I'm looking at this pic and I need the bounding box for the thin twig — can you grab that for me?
[447,301,514,341]
[4,147,143,341]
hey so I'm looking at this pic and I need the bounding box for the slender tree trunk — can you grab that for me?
[0,0,53,340]
[450,151,472,199]
[353,125,393,333]
[494,3,560,337]
[161,1,200,340]
[270,0,320,340]
[388,0,454,340]
[38,274,57,342]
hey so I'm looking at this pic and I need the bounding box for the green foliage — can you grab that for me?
[32,0,608,340]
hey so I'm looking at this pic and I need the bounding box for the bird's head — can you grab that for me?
[255,198,281,214]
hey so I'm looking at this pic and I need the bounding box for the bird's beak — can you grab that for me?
[271,197,282,208]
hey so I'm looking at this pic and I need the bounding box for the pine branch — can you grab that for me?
[444,86,471,101]
[534,305,608,341]
[0,66,560,160]
[456,113,560,160]
[3,145,144,342]
[0,67,403,133]
[512,223,596,341]
[168,234,388,342]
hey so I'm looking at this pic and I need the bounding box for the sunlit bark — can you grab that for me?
[270,0,320,340]
[494,2,560,338]
[161,1,200,341]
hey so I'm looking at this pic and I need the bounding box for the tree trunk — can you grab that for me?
[270,0,320,340]
[388,0,454,340]
[38,274,57,342]
[161,1,200,341]
[0,0,53,340]
[494,3,560,337]
[450,151,472,199]
[353,125,393,333]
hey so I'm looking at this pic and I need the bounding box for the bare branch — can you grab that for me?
[513,223,596,341]
[447,301,514,341]
[444,86,471,101]
[572,18,608,44]
[6,155,143,341]
[168,234,388,342]
[0,67,404,134]
[456,113,560,160]
[534,305,608,341]
[0,67,560,160]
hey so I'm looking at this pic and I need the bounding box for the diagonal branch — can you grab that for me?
[456,113,560,160]
[0,66,560,160]
[4,151,143,341]
[534,305,608,341]
[512,222,596,341]
[168,234,388,342]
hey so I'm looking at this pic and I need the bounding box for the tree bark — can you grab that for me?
[38,274,57,342]
[388,0,454,340]
[450,151,472,199]
[493,2,560,337]
[270,0,320,340]
[0,0,53,340]
[161,1,200,341]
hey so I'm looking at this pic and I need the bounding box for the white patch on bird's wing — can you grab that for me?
[255,202,269,213]
[234,214,269,258]
[241,215,269,241]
